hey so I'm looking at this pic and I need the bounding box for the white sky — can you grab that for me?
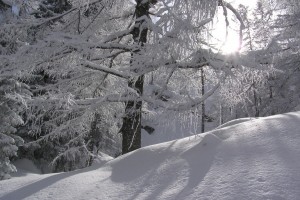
[214,0,258,54]
[232,0,258,8]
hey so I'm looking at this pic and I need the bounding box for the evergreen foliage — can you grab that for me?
[0,78,30,179]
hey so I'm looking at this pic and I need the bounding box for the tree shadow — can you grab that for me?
[0,163,105,200]
[109,134,221,200]
[175,133,221,199]
[110,140,178,183]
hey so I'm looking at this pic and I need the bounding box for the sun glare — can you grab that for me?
[211,0,259,54]
[220,33,241,54]
[213,14,241,55]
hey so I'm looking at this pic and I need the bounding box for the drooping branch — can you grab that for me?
[220,1,245,29]
[219,0,246,51]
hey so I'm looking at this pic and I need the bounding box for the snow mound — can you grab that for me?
[92,152,114,166]
[1,112,300,200]
[217,117,257,129]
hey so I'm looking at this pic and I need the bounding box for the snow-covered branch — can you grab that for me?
[32,0,104,28]
[165,82,220,111]
[82,60,131,79]
[221,1,246,29]
[102,28,134,43]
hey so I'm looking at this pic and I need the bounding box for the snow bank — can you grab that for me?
[0,112,300,200]
[216,117,256,129]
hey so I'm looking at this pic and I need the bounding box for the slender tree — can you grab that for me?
[200,68,205,133]
[120,0,155,154]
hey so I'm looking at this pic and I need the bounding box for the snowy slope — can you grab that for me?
[216,117,256,129]
[1,112,300,200]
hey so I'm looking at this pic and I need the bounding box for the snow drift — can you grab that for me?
[0,112,300,200]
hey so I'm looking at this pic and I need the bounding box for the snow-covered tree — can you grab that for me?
[213,0,279,121]
[0,0,269,176]
[80,0,252,153]
[0,0,123,173]
[0,78,30,179]
[0,2,31,178]
[237,0,300,116]
[265,0,300,113]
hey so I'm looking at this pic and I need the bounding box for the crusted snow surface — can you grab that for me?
[1,112,300,200]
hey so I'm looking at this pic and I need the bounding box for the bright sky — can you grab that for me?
[215,0,258,54]
[234,0,258,8]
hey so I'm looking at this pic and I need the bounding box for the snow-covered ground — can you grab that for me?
[1,111,300,200]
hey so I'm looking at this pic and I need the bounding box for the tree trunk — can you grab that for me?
[121,0,152,154]
[253,83,259,117]
[201,68,205,133]
[219,104,224,125]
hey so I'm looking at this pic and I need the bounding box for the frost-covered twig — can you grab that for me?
[82,60,131,79]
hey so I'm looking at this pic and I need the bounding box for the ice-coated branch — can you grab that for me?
[91,50,127,61]
[166,82,220,111]
[141,82,221,112]
[32,0,104,28]
[92,43,135,51]
[176,61,210,69]
[154,67,176,100]
[195,18,214,28]
[102,27,135,43]
[76,93,140,106]
[82,60,131,79]
[220,1,245,29]
[80,6,105,34]
[219,1,246,51]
